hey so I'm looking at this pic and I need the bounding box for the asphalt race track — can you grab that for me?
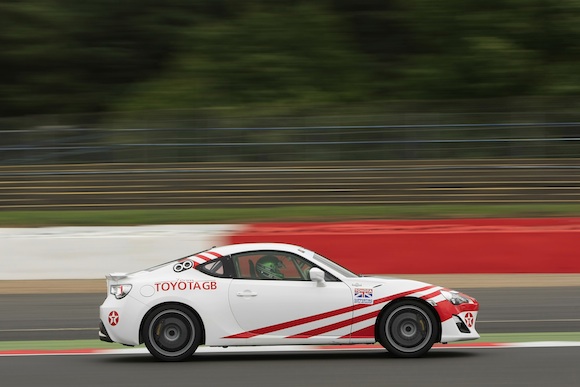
[2,287,580,341]
[1,287,580,387]
[1,347,579,387]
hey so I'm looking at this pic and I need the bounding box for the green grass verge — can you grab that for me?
[0,340,128,351]
[1,333,580,351]
[473,332,580,343]
[2,204,580,227]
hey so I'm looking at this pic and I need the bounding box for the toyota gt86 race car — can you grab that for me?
[99,243,479,361]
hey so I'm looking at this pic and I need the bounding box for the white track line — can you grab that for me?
[2,342,580,357]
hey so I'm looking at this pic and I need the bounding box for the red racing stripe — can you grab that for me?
[204,251,223,259]
[224,285,435,339]
[420,289,442,301]
[342,287,441,339]
[290,285,435,338]
[191,252,222,267]
[348,325,375,339]
[367,285,434,307]
[225,304,354,338]
[288,309,381,338]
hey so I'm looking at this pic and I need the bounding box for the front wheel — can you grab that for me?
[142,304,202,361]
[377,300,439,357]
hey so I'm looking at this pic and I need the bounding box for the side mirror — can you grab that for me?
[309,267,326,287]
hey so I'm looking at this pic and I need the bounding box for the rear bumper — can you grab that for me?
[99,320,113,343]
[99,294,146,346]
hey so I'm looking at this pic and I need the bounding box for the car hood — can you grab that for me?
[341,275,449,297]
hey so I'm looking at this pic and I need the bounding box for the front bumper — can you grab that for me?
[433,293,480,343]
[440,311,480,342]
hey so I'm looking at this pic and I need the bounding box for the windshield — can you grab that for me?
[314,253,360,278]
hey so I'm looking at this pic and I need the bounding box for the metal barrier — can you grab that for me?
[1,160,579,209]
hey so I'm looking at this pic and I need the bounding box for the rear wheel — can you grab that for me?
[377,300,439,358]
[142,304,201,361]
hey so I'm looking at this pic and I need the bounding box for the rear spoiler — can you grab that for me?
[106,272,128,281]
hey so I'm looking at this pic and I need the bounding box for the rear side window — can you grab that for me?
[196,257,234,278]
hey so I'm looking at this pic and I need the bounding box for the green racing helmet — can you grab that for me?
[256,255,285,279]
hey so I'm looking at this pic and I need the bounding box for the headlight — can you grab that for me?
[110,284,132,299]
[441,290,471,305]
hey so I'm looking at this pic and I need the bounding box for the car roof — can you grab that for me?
[181,243,315,268]
[210,242,312,258]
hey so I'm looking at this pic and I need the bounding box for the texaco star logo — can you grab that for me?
[108,311,120,326]
[464,312,474,328]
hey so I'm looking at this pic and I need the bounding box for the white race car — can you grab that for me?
[99,243,479,361]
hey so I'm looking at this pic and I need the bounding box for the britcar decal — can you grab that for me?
[224,285,436,339]
[354,288,374,304]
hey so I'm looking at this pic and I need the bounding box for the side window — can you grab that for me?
[232,251,315,281]
[323,271,339,282]
[196,257,234,278]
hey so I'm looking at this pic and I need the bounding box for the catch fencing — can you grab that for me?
[2,112,580,164]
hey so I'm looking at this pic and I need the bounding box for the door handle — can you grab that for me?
[236,291,258,297]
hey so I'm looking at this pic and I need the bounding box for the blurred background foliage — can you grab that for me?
[2,0,580,119]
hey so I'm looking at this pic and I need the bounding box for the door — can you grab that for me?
[227,250,354,343]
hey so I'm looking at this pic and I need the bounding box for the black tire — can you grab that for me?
[377,299,439,358]
[142,304,202,362]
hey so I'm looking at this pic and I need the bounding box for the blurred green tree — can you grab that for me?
[114,2,372,112]
[0,1,80,116]
[2,0,580,118]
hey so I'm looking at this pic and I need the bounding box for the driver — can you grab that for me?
[255,255,285,279]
